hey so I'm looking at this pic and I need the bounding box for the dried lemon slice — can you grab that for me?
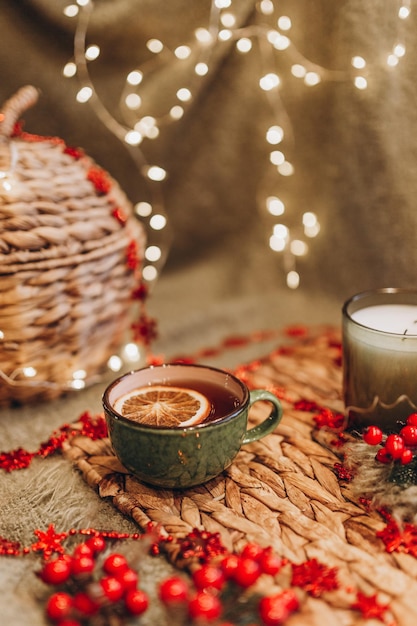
[114,385,211,427]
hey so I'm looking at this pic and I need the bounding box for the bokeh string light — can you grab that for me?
[62,0,412,289]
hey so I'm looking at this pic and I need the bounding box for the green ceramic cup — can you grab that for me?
[103,363,283,489]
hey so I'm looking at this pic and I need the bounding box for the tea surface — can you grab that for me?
[114,379,242,427]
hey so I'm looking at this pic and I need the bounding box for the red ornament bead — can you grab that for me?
[259,590,299,626]
[400,448,414,465]
[232,557,261,588]
[72,592,99,616]
[259,596,290,626]
[279,589,300,612]
[124,589,149,615]
[103,553,129,576]
[85,536,106,554]
[73,543,94,558]
[400,425,417,447]
[159,577,189,604]
[363,425,383,446]
[40,556,72,585]
[385,434,405,460]
[116,567,139,591]
[56,620,82,626]
[407,413,417,426]
[192,565,225,591]
[99,576,124,603]
[71,554,95,577]
[45,591,73,621]
[188,591,222,622]
[258,549,283,576]
[241,542,265,562]
[375,447,392,464]
[220,553,240,580]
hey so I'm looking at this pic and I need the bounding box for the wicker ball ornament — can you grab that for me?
[0,86,146,405]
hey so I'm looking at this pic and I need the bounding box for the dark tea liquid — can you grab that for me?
[116,378,243,427]
[168,378,242,424]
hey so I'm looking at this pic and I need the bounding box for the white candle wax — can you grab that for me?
[351,304,417,335]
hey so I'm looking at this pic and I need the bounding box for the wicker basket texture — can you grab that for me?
[0,86,145,405]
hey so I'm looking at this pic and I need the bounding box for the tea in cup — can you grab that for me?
[103,363,283,489]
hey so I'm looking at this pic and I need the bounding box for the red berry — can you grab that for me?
[259,590,299,626]
[103,553,129,576]
[232,557,261,588]
[85,535,106,554]
[71,554,95,577]
[241,542,265,561]
[99,576,124,603]
[159,576,189,604]
[73,543,94,558]
[192,565,225,591]
[258,549,282,576]
[220,554,240,579]
[72,592,99,616]
[375,447,392,464]
[116,567,139,591]
[385,434,405,459]
[40,556,72,585]
[401,448,414,465]
[188,591,222,621]
[124,589,149,615]
[363,425,383,446]
[407,413,417,426]
[45,592,73,621]
[279,589,300,612]
[400,424,417,447]
[56,620,82,626]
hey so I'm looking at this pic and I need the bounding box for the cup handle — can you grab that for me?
[241,389,283,445]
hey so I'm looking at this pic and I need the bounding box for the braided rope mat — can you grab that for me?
[63,327,417,625]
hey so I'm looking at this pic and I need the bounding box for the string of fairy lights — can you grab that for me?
[61,0,412,290]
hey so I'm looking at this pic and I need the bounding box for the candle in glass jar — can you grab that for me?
[343,290,417,431]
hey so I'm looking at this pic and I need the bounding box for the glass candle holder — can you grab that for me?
[342,288,417,431]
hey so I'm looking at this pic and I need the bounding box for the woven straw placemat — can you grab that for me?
[63,327,417,625]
